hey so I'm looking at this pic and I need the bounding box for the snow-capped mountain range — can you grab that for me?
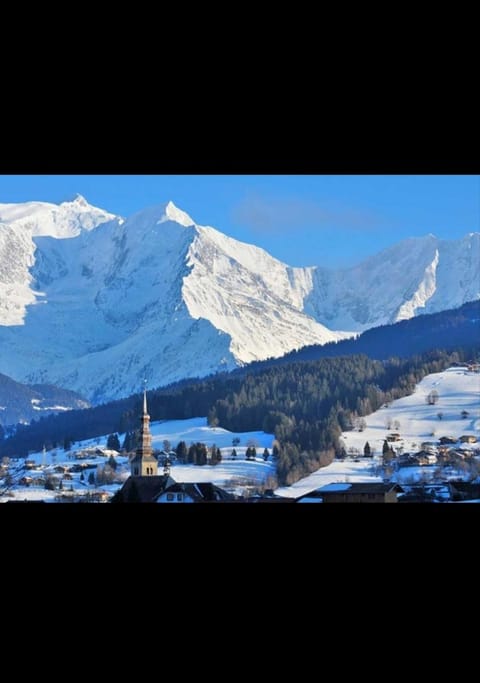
[0,195,478,404]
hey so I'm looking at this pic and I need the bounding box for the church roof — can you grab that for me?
[111,475,176,503]
[155,482,235,502]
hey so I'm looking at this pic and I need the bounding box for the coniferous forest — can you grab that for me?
[1,345,477,485]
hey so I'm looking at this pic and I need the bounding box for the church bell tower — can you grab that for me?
[130,382,158,476]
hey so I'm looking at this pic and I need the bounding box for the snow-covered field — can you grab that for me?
[148,418,272,450]
[339,367,479,457]
[276,366,479,499]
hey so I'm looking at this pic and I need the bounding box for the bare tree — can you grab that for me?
[358,418,367,432]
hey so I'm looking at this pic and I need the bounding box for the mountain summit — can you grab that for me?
[0,196,477,403]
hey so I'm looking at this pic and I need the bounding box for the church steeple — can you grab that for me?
[130,380,158,476]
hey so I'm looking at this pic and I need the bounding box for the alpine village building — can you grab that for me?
[112,387,233,503]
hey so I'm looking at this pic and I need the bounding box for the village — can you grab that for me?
[0,365,478,503]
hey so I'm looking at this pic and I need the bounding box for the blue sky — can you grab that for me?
[0,175,478,267]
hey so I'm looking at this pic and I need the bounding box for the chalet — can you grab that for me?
[70,463,90,473]
[317,482,404,503]
[420,442,437,452]
[459,435,477,444]
[454,448,475,459]
[413,450,437,466]
[75,451,96,460]
[386,433,402,442]
[439,436,457,445]
[54,465,69,473]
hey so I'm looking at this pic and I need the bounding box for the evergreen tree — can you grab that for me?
[122,431,132,451]
[187,444,196,464]
[88,471,95,485]
[196,443,207,466]
[107,454,117,471]
[231,448,237,459]
[210,444,218,465]
[383,445,395,465]
[176,440,188,463]
[263,448,269,461]
[122,430,139,452]
[382,440,390,456]
[364,441,371,457]
[44,475,56,491]
[107,433,121,451]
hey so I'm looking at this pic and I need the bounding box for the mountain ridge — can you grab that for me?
[0,196,478,403]
[0,371,90,429]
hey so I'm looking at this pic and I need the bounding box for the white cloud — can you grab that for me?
[231,193,381,234]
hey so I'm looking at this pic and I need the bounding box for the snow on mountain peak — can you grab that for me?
[0,196,117,238]
[61,193,89,207]
[125,200,195,231]
[162,200,195,227]
[0,196,119,326]
[0,193,478,404]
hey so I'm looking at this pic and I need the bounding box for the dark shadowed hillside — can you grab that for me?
[252,300,480,368]
[0,373,90,429]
